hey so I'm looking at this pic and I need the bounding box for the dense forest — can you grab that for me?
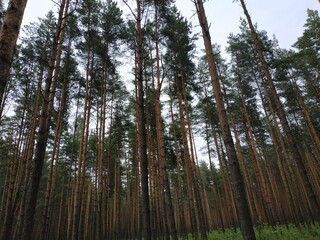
[0,0,319,239]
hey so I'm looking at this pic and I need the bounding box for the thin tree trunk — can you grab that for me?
[21,1,69,238]
[56,177,65,240]
[40,39,71,239]
[151,9,178,237]
[194,1,256,239]
[204,121,225,230]
[180,74,208,239]
[96,40,110,240]
[168,82,187,236]
[0,78,32,239]
[176,76,198,236]
[13,67,44,239]
[135,0,151,239]
[227,104,258,223]
[84,181,92,240]
[66,87,81,240]
[72,49,94,240]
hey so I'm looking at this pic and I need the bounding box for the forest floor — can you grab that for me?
[187,223,320,239]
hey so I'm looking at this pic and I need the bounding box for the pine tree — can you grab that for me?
[135,0,151,238]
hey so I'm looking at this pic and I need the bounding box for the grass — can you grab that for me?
[185,223,320,239]
[253,223,320,240]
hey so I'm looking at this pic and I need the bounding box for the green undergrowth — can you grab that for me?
[184,223,320,239]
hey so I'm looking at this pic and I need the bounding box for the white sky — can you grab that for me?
[175,0,320,53]
[21,0,320,54]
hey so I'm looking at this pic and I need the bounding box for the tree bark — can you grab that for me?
[194,1,256,239]
[135,0,151,239]
[0,0,28,117]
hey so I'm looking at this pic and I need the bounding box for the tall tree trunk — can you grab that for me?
[151,8,178,237]
[204,121,225,230]
[0,73,34,239]
[56,177,65,240]
[180,74,207,239]
[226,100,258,223]
[40,41,71,239]
[72,48,94,240]
[135,0,151,239]
[175,77,198,236]
[96,36,110,240]
[22,1,69,238]
[0,0,28,117]
[194,1,256,239]
[13,67,44,239]
[202,82,226,229]
[168,82,187,236]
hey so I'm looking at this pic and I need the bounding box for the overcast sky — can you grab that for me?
[176,0,319,52]
[21,0,319,53]
[18,0,319,161]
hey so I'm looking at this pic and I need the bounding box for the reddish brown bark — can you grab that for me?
[194,1,256,239]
